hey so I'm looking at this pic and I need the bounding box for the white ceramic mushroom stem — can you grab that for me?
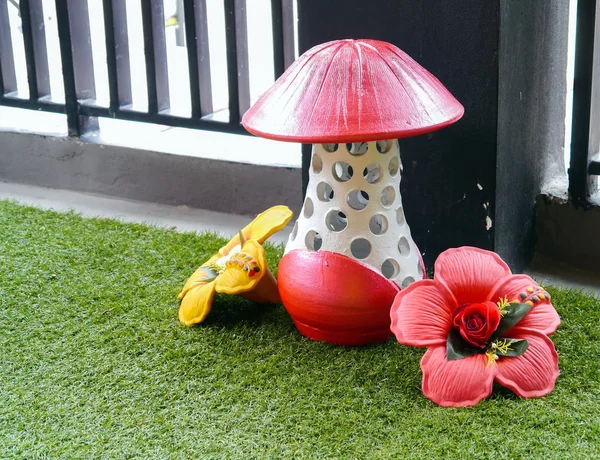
[285,140,424,288]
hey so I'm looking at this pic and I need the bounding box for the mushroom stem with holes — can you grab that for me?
[242,39,464,345]
[286,139,422,287]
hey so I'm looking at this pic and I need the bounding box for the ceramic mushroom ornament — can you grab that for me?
[242,39,464,345]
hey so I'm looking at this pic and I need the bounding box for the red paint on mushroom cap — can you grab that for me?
[242,39,464,143]
[278,249,400,346]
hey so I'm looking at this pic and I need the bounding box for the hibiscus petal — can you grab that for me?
[219,206,293,256]
[434,247,511,306]
[178,281,216,326]
[178,254,220,300]
[421,346,495,407]
[240,266,281,304]
[492,274,560,335]
[215,240,265,295]
[390,279,453,347]
[495,328,559,398]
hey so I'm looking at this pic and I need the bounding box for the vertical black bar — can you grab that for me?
[103,0,120,111]
[141,0,157,113]
[54,0,79,136]
[141,0,170,114]
[272,0,295,77]
[67,0,96,100]
[301,143,311,198]
[223,0,240,123]
[19,0,39,100]
[29,0,51,98]
[281,0,295,69]
[271,0,285,79]
[113,0,132,108]
[234,0,250,115]
[0,0,18,95]
[223,0,249,122]
[103,0,132,112]
[183,0,201,118]
[195,0,212,116]
[569,0,597,206]
[588,2,600,186]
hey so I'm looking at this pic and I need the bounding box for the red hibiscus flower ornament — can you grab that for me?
[390,246,560,408]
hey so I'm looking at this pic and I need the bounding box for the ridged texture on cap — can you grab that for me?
[242,39,464,143]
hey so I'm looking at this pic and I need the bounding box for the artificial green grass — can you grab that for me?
[0,199,599,459]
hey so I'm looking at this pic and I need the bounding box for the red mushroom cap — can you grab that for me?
[242,39,464,143]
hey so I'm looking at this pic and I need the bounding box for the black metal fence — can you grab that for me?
[570,0,600,205]
[0,0,294,137]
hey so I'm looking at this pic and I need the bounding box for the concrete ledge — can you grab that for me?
[534,194,600,273]
[0,181,293,244]
[0,130,303,217]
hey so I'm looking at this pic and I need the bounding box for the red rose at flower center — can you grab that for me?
[452,301,501,348]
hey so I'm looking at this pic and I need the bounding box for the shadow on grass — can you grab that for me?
[200,294,280,328]
[489,382,520,401]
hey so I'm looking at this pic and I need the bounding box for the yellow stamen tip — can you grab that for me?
[496,296,510,315]
[485,349,499,367]
[527,287,535,293]
[525,300,534,306]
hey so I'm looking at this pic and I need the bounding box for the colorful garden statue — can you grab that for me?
[178,39,560,408]
[242,39,464,345]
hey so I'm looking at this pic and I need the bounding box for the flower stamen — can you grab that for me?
[206,263,224,275]
[485,339,513,367]
[485,349,499,367]
[496,296,510,316]
[491,339,512,355]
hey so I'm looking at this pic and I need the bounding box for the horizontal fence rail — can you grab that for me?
[0,0,295,137]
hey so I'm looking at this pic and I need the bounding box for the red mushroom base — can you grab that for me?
[278,249,400,346]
